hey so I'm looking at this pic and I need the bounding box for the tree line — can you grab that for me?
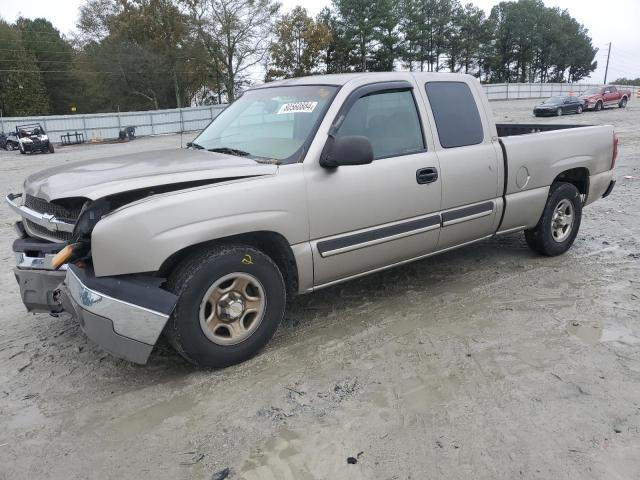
[0,0,599,117]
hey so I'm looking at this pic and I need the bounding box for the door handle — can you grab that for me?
[416,167,438,184]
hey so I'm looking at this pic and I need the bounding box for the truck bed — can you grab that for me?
[496,123,615,234]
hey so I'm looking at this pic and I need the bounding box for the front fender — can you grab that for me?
[91,166,308,277]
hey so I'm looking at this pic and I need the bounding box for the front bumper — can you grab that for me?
[12,238,178,364]
[13,237,67,311]
[57,266,178,364]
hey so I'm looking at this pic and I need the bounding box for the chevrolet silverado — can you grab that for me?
[6,73,618,367]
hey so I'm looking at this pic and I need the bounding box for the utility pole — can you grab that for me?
[604,42,611,84]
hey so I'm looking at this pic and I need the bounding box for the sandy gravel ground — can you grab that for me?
[1,100,639,480]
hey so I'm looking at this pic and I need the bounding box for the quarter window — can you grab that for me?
[335,89,425,159]
[425,82,484,148]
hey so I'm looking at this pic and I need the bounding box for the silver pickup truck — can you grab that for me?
[6,73,617,367]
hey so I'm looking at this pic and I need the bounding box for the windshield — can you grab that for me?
[542,96,564,104]
[192,85,338,163]
[581,88,600,95]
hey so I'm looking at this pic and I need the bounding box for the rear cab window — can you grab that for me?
[425,81,484,148]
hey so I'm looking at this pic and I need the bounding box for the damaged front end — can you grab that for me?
[6,147,278,363]
[7,189,186,364]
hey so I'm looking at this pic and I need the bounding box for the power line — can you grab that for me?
[0,68,211,75]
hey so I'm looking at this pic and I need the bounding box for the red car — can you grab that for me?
[580,85,631,111]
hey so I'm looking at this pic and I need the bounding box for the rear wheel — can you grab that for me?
[19,143,25,154]
[577,105,583,114]
[6,142,15,151]
[595,101,603,111]
[556,107,563,116]
[48,143,55,153]
[165,245,286,368]
[525,182,582,256]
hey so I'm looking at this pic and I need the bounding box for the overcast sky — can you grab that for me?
[0,0,638,82]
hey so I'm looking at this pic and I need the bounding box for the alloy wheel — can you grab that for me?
[551,199,574,243]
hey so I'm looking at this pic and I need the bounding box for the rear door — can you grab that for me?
[305,80,443,287]
[419,79,502,250]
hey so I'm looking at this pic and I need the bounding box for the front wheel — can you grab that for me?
[556,107,563,116]
[19,143,25,154]
[577,105,583,114]
[165,245,286,368]
[6,142,15,151]
[524,182,582,256]
[595,101,603,111]
[48,143,55,153]
[619,97,627,108]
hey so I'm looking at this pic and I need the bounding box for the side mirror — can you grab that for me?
[320,135,374,168]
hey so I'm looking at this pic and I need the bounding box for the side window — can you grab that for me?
[425,81,484,148]
[335,89,425,159]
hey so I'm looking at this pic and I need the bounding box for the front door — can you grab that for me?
[305,82,442,287]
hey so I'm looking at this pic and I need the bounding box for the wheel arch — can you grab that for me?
[552,167,589,197]
[159,230,299,297]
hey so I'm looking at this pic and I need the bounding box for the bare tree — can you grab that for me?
[188,0,280,101]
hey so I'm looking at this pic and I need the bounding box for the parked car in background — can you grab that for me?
[0,131,20,150]
[580,85,631,111]
[533,95,583,116]
[16,123,55,154]
[6,72,618,367]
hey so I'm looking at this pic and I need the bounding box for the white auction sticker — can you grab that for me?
[277,101,318,114]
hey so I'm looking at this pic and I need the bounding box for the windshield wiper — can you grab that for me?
[208,147,251,157]
[187,142,205,149]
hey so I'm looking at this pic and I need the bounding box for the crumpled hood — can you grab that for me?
[24,148,278,201]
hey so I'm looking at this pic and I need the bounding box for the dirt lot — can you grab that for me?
[1,99,639,480]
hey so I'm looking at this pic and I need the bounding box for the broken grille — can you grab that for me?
[24,194,82,223]
[24,219,72,242]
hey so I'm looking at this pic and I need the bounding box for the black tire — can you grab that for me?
[556,107,563,116]
[19,143,25,154]
[577,105,583,114]
[6,142,15,151]
[524,182,582,257]
[619,97,627,108]
[165,244,286,368]
[595,101,603,111]
[48,143,55,153]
